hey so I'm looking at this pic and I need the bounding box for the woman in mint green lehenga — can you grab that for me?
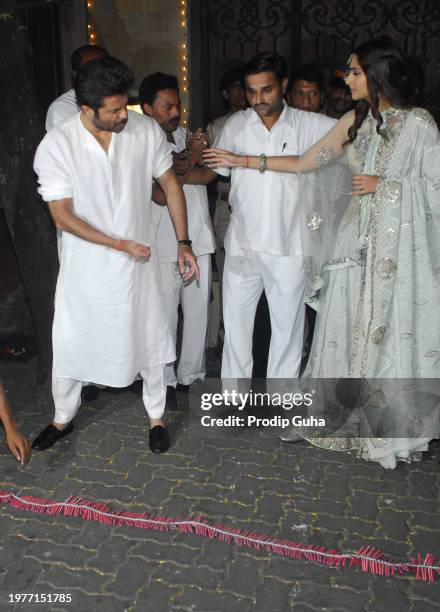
[204,39,440,468]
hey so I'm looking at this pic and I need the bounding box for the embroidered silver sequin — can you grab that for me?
[386,226,397,239]
[380,179,400,203]
[370,326,386,345]
[307,212,322,230]
[376,257,397,280]
[325,256,355,267]
[314,145,332,167]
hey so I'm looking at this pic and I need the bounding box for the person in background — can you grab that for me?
[0,382,31,465]
[139,72,215,405]
[46,44,109,131]
[324,67,355,119]
[287,64,325,113]
[207,66,247,344]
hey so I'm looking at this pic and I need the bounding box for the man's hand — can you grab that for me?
[187,128,209,164]
[178,245,200,282]
[6,426,31,465]
[172,150,192,176]
[352,175,379,196]
[116,239,151,261]
[202,147,243,169]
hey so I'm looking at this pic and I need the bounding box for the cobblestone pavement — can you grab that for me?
[0,357,439,612]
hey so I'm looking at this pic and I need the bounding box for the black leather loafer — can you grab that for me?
[32,422,74,451]
[149,425,170,453]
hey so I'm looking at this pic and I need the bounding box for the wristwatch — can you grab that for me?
[178,239,192,247]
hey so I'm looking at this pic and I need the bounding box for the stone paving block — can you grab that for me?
[171,585,250,612]
[86,536,137,573]
[411,510,439,530]
[195,537,235,572]
[375,509,411,542]
[349,490,380,520]
[221,556,263,597]
[313,515,377,539]
[32,585,126,612]
[264,557,335,585]
[255,494,288,524]
[288,581,370,610]
[131,539,198,566]
[152,563,221,590]
[409,471,439,500]
[33,565,109,593]
[133,579,178,612]
[0,557,45,592]
[0,535,33,567]
[389,496,438,514]
[104,557,156,599]
[410,580,440,606]
[409,528,440,556]
[367,577,410,612]
[410,598,440,611]
[24,541,94,570]
[253,576,293,611]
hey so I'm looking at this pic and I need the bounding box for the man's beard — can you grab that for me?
[93,116,128,132]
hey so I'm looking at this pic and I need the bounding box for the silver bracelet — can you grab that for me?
[258,153,267,174]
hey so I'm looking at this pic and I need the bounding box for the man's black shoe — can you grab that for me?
[149,425,170,453]
[81,385,99,402]
[32,423,74,451]
[166,386,178,410]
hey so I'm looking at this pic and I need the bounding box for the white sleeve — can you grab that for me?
[151,120,173,179]
[212,118,235,178]
[301,113,337,153]
[34,136,74,201]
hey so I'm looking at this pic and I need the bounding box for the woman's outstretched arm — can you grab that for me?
[203,111,355,174]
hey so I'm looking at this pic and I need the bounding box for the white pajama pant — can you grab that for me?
[160,254,211,386]
[52,364,167,424]
[221,250,305,384]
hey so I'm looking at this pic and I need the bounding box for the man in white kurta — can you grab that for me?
[32,57,198,453]
[211,53,335,386]
[139,73,215,393]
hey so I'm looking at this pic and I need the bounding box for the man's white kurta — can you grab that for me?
[34,111,175,387]
[213,104,336,256]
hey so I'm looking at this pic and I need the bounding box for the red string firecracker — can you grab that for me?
[1,489,439,582]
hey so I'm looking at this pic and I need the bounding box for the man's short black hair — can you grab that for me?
[288,64,324,91]
[71,44,109,73]
[138,72,179,107]
[243,52,288,82]
[74,56,134,111]
[220,65,244,91]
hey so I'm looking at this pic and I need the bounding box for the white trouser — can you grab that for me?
[221,250,305,383]
[160,254,211,386]
[52,364,167,424]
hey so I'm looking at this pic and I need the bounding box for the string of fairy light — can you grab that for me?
[86,1,190,124]
[86,1,97,45]
[179,0,189,126]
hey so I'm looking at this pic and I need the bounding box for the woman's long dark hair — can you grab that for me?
[347,38,418,143]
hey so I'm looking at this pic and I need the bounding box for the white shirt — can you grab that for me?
[45,89,79,131]
[155,126,215,262]
[34,111,175,386]
[214,104,336,256]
